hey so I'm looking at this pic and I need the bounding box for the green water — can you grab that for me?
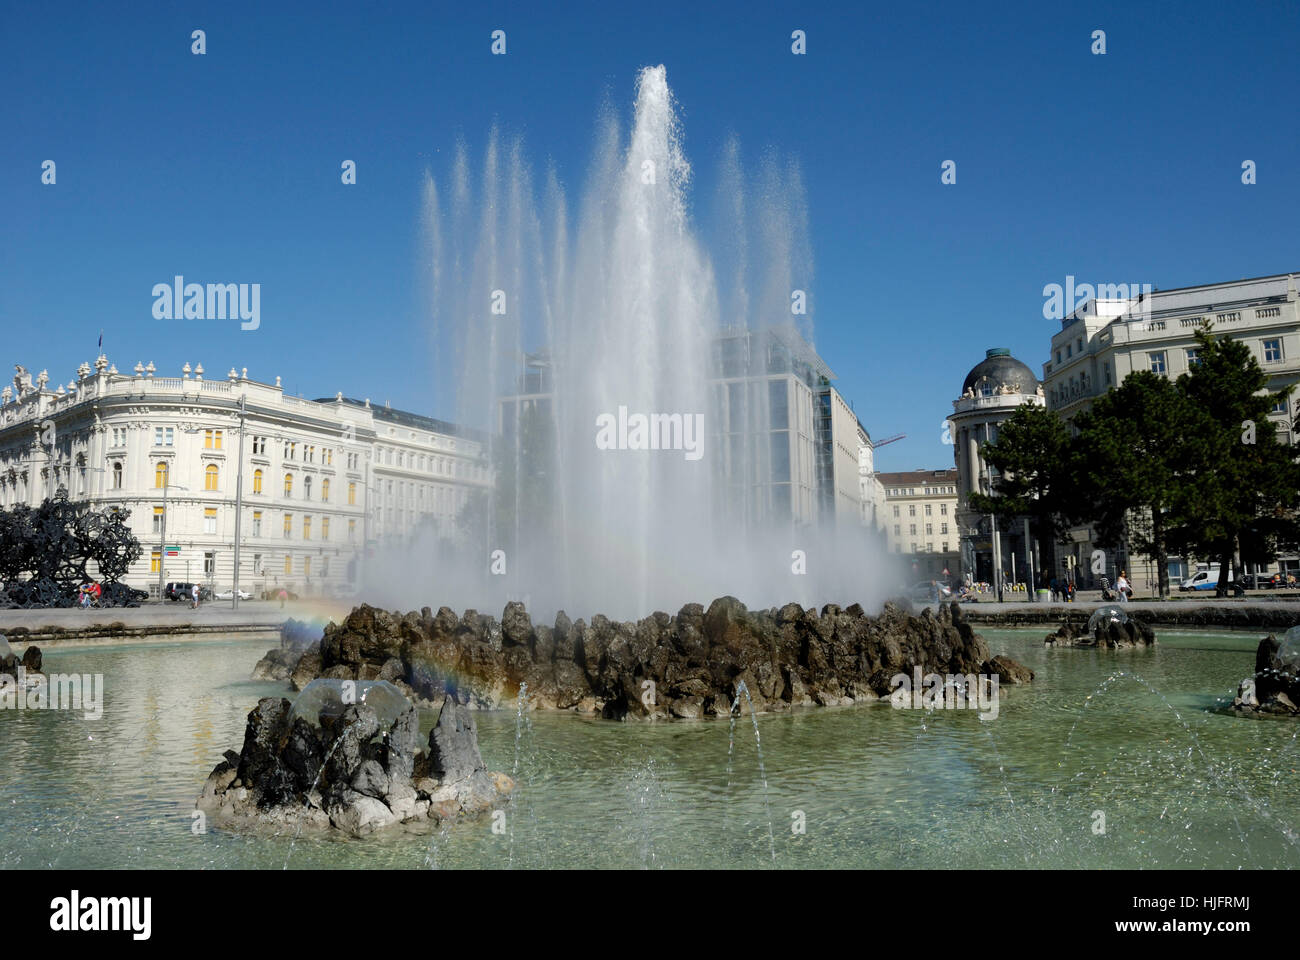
[1,627,1297,869]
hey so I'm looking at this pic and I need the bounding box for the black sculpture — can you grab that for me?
[0,493,144,608]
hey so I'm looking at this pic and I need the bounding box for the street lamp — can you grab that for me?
[156,463,189,601]
[231,394,247,611]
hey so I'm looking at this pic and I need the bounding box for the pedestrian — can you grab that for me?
[278,587,287,610]
[191,583,200,610]
[1116,571,1130,603]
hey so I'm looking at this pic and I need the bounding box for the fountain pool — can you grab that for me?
[1,627,1296,869]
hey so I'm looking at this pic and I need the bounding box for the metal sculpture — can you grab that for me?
[0,493,144,608]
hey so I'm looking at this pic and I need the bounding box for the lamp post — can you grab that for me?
[156,463,188,601]
[231,394,247,611]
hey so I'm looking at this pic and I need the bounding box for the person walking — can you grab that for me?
[1116,571,1130,603]
[191,582,200,610]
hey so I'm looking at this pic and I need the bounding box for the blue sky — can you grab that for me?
[2,0,1297,471]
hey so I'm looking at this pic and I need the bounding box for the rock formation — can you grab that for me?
[255,598,1033,719]
[1231,633,1300,717]
[0,635,43,680]
[250,618,323,683]
[1044,615,1157,649]
[196,682,513,837]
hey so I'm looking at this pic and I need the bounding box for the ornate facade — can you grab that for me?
[0,358,489,597]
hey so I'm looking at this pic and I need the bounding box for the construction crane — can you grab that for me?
[871,433,905,449]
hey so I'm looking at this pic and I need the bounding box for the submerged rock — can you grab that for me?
[1231,631,1300,717]
[196,686,512,837]
[252,619,325,682]
[1044,606,1156,649]
[255,597,1033,719]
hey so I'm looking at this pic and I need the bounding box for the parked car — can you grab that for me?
[908,581,953,603]
[165,582,213,602]
[213,589,252,601]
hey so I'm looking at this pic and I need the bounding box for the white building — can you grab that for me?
[0,357,489,597]
[950,348,1046,587]
[1042,271,1300,587]
[1044,272,1300,441]
[878,469,961,579]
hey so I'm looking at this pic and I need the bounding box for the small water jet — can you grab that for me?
[729,679,776,863]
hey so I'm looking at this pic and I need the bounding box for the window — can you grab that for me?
[284,555,293,574]
[112,463,123,489]
[893,524,900,536]
[1272,398,1288,414]
[348,519,356,542]
[321,478,330,502]
[1186,348,1201,367]
[909,524,917,535]
[155,462,168,488]
[940,504,947,515]
[153,506,164,534]
[304,476,312,500]
[252,436,266,455]
[252,510,262,536]
[924,504,932,516]
[304,556,312,577]
[925,523,933,535]
[892,505,900,519]
[940,522,949,535]
[150,550,161,574]
[908,504,915,517]
[325,449,333,466]
[1149,351,1167,375]
[942,542,948,553]
[204,551,215,575]
[348,482,356,505]
[322,517,330,541]
[154,426,173,446]
[204,463,219,491]
[204,508,217,535]
[252,469,263,494]
[204,429,223,450]
[284,473,293,497]
[253,553,262,575]
[283,513,292,538]
[303,516,312,540]
[1264,339,1283,363]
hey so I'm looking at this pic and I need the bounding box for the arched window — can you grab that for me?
[304,476,313,500]
[321,478,330,502]
[155,462,168,489]
[284,473,293,497]
[204,463,219,491]
[112,463,123,489]
[252,469,263,494]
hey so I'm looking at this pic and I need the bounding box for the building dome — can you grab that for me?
[960,348,1039,397]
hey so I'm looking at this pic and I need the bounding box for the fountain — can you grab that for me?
[1045,605,1156,648]
[357,64,890,622]
[1231,626,1300,716]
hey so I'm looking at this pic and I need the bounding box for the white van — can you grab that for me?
[1179,567,1232,591]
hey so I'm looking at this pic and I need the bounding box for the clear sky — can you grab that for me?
[2,0,1297,471]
